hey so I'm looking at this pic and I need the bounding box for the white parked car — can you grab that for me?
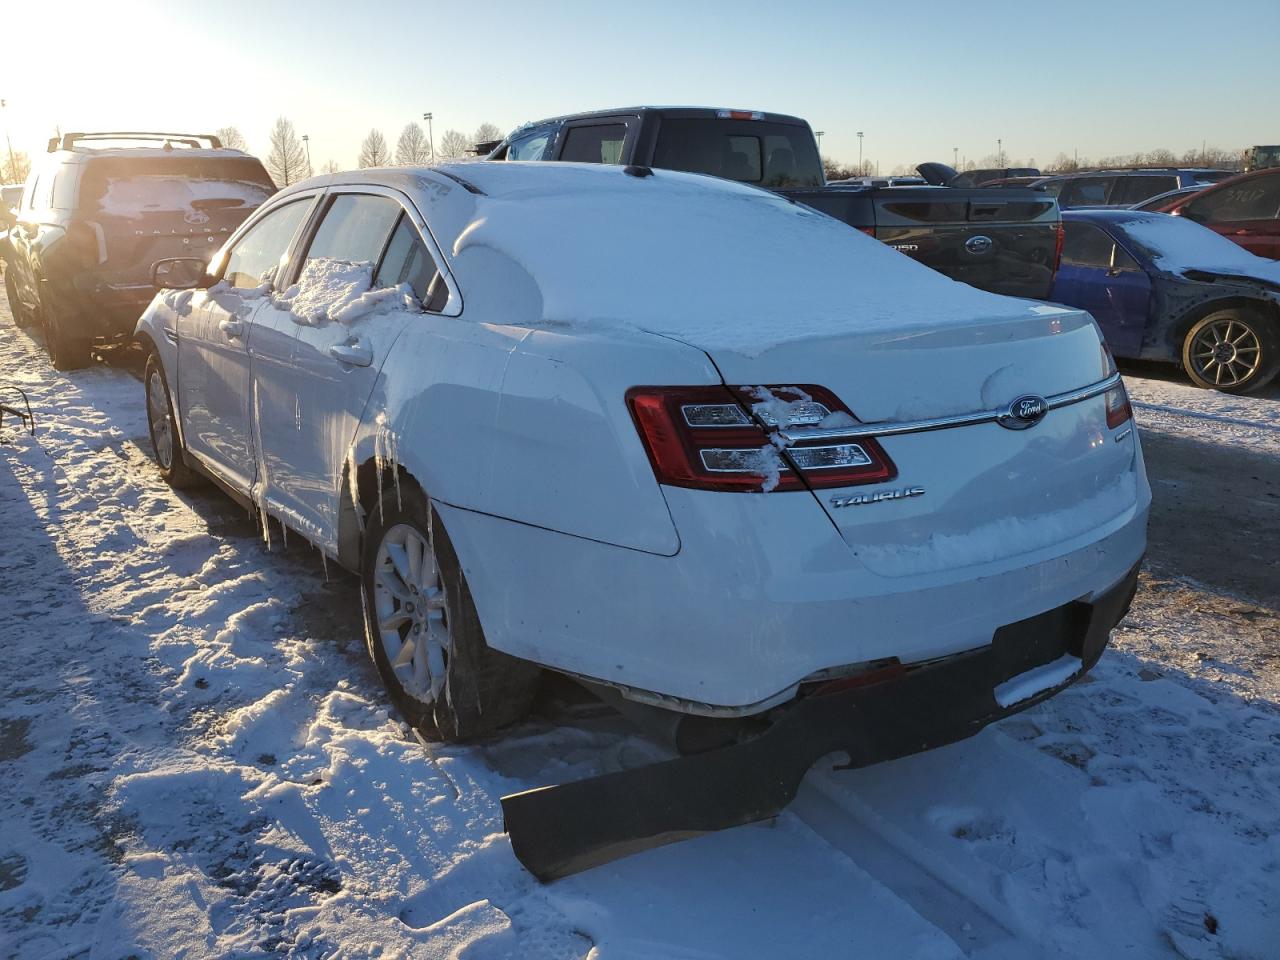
[137,161,1150,752]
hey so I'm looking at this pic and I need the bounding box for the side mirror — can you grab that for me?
[152,257,211,291]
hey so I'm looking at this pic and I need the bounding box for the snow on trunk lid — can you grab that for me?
[714,307,1140,577]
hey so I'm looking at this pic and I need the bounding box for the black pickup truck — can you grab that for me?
[486,107,1062,300]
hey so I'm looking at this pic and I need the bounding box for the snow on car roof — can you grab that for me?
[1081,210,1280,285]
[406,162,1042,356]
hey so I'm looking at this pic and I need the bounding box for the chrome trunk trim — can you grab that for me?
[778,372,1123,444]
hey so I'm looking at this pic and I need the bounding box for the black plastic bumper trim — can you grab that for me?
[501,560,1142,881]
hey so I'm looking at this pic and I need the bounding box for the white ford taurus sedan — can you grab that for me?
[137,161,1150,747]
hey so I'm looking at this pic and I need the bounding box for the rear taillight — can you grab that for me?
[1105,381,1132,429]
[65,221,102,264]
[1050,220,1065,282]
[627,385,896,493]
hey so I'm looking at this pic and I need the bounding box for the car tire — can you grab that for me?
[144,350,199,488]
[42,293,92,371]
[1182,306,1280,394]
[360,483,540,741]
[5,269,35,329]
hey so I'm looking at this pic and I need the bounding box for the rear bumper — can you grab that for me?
[439,462,1150,710]
[503,560,1140,880]
[44,275,154,339]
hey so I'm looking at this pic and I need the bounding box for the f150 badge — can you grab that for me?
[831,486,925,508]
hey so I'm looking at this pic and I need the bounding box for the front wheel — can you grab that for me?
[1182,307,1280,394]
[360,484,540,741]
[144,351,198,488]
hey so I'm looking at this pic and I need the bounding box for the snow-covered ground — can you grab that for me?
[1,303,1277,959]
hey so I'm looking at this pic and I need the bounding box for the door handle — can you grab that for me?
[219,319,244,339]
[329,340,373,367]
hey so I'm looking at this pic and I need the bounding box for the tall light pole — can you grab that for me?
[1,99,15,182]
[423,112,435,162]
[953,146,959,168]
[302,134,312,177]
[857,131,864,176]
[997,138,1003,167]
[815,130,824,151]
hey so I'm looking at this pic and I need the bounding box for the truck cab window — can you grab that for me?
[507,130,552,161]
[560,124,628,164]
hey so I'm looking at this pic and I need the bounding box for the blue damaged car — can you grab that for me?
[1052,209,1280,393]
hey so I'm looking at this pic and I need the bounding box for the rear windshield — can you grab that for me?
[652,118,823,188]
[79,156,275,219]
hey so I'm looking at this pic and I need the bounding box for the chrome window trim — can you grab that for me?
[778,372,1123,444]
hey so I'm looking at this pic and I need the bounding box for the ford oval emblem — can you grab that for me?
[997,394,1048,430]
[965,235,993,255]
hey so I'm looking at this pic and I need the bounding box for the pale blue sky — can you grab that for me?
[4,0,1274,172]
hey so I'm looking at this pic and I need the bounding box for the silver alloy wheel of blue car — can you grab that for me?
[1188,311,1262,388]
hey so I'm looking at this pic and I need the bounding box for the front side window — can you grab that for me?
[1117,175,1176,206]
[302,194,401,267]
[507,129,553,161]
[223,199,312,289]
[1184,178,1280,223]
[560,124,628,164]
[374,213,439,303]
[1061,222,1117,268]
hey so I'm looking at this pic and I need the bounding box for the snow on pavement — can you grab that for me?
[1,304,1278,958]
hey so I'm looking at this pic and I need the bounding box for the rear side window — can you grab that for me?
[1060,177,1116,207]
[1064,180,1116,209]
[223,199,313,289]
[1184,177,1280,222]
[1116,175,1176,206]
[302,194,401,267]
[560,124,628,164]
[652,118,823,187]
[52,169,79,209]
[374,214,439,303]
[1061,222,1116,268]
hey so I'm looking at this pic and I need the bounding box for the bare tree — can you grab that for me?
[473,123,504,147]
[358,129,390,169]
[320,159,341,174]
[395,123,430,165]
[821,156,856,181]
[2,150,31,183]
[265,116,307,187]
[216,126,247,151]
[437,129,471,159]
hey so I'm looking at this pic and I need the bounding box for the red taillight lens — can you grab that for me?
[1105,382,1132,429]
[65,221,101,264]
[627,385,896,493]
[1050,220,1065,283]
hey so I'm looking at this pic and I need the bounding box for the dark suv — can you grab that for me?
[1026,169,1233,209]
[2,132,275,368]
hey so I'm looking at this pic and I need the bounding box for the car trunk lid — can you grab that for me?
[699,307,1137,578]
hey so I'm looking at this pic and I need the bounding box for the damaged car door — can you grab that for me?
[178,197,314,492]
[250,190,444,545]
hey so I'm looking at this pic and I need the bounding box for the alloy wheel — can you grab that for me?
[1189,315,1262,387]
[373,523,450,704]
[147,370,174,469]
